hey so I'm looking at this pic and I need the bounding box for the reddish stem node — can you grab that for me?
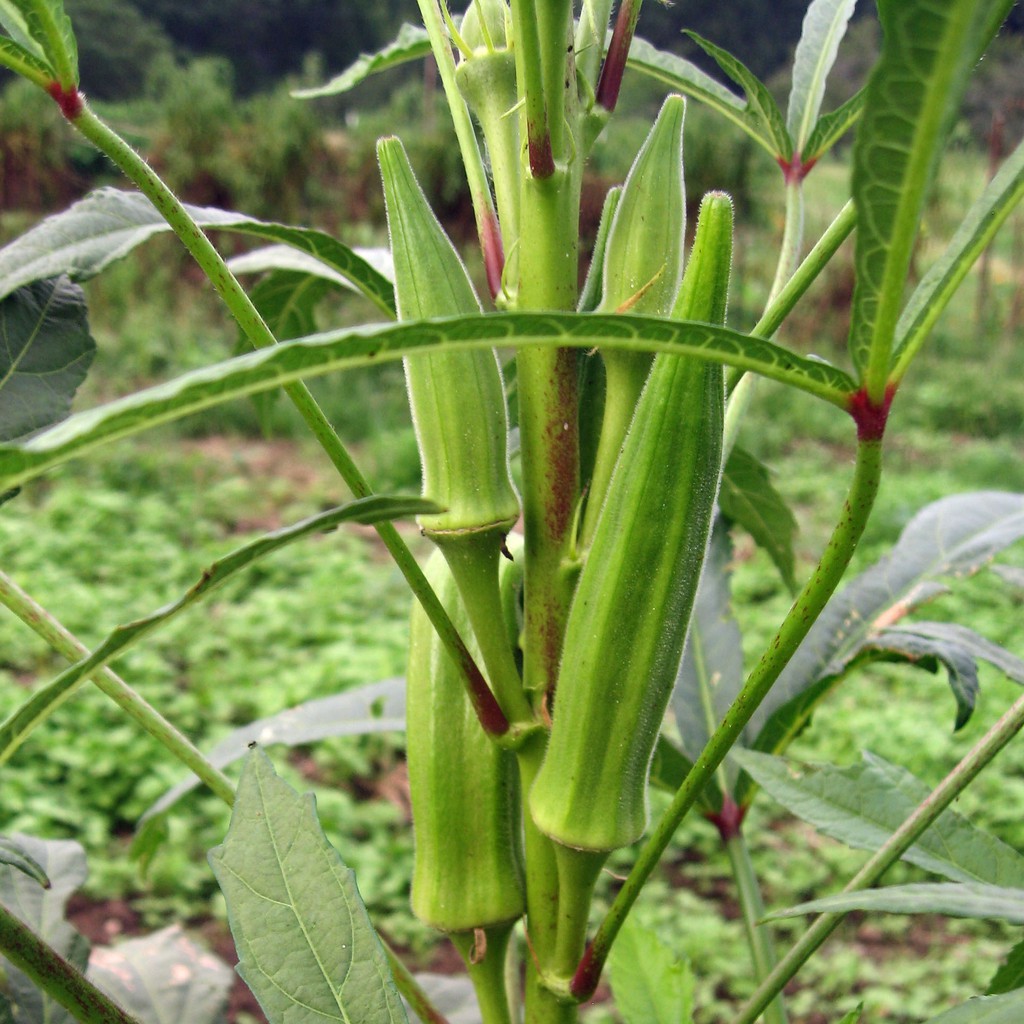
[528,131,556,179]
[46,81,83,120]
[461,656,510,736]
[570,940,601,1001]
[775,152,818,186]
[704,795,747,842]
[595,0,637,113]
[847,382,896,442]
[480,207,505,302]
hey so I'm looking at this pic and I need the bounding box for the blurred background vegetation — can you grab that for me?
[1,3,1023,1022]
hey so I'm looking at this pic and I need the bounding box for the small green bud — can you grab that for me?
[460,0,509,52]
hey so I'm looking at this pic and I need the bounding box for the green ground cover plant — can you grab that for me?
[0,0,1023,1022]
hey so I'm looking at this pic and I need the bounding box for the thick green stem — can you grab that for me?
[573,439,884,1000]
[723,830,788,1024]
[65,99,502,736]
[509,0,554,175]
[767,181,806,307]
[452,926,516,1024]
[0,571,235,807]
[0,903,143,1024]
[733,687,1024,1024]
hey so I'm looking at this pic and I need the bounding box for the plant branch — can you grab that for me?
[0,903,143,1024]
[0,571,235,806]
[385,944,453,1024]
[509,0,554,176]
[732,687,1024,1024]
[572,438,885,1000]
[63,98,505,737]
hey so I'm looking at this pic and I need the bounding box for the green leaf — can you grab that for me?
[672,525,747,792]
[608,915,694,1024]
[786,0,858,155]
[0,187,396,319]
[988,939,1024,995]
[624,37,773,154]
[685,30,792,159]
[747,491,1024,761]
[228,244,394,294]
[0,34,53,87]
[802,89,865,164]
[920,990,1024,1023]
[209,749,409,1024]
[87,926,232,1024]
[892,136,1024,379]
[0,313,855,492]
[719,446,798,591]
[6,0,76,85]
[293,23,430,98]
[0,276,95,441]
[848,0,1004,387]
[0,498,433,765]
[649,734,697,798]
[734,750,1024,887]
[836,1008,863,1024]
[864,621,1024,730]
[144,677,405,820]
[0,835,90,1024]
[771,882,1024,926]
[0,836,49,888]
[0,0,41,55]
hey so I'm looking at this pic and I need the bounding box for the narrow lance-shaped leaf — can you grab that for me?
[770,882,1024,926]
[293,23,431,98]
[0,276,95,441]
[0,313,856,493]
[747,491,1024,757]
[7,0,77,85]
[802,88,865,165]
[848,0,1005,389]
[0,0,41,55]
[0,187,396,318]
[734,749,1024,887]
[0,34,53,87]
[685,30,792,159]
[0,497,435,765]
[144,678,406,820]
[786,0,858,156]
[892,135,1024,379]
[210,750,409,1024]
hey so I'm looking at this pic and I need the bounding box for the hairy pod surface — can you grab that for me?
[530,193,734,852]
[408,544,525,931]
[377,137,519,539]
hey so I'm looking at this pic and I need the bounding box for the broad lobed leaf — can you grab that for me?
[609,916,695,1024]
[210,750,408,1024]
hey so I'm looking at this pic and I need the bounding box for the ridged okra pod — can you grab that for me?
[379,138,530,728]
[407,544,525,932]
[530,193,734,853]
[583,95,686,544]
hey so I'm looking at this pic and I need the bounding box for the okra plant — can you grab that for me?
[1,0,1023,1022]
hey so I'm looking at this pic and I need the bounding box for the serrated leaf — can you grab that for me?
[0,33,52,87]
[6,0,76,84]
[0,188,396,318]
[719,446,798,591]
[685,31,792,159]
[87,926,232,1024]
[920,990,1024,1023]
[893,136,1024,377]
[0,837,49,888]
[771,882,1024,925]
[609,915,694,1024]
[672,525,746,793]
[734,750,1024,887]
[748,492,1024,760]
[802,89,865,164]
[0,835,90,1024]
[293,23,430,99]
[0,276,95,441]
[624,37,774,153]
[848,0,1005,385]
[0,499,432,765]
[144,677,405,820]
[988,938,1024,995]
[0,313,855,493]
[209,749,408,1024]
[787,0,858,154]
[865,621,1024,730]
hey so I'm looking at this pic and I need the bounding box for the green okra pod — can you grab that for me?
[408,545,525,932]
[379,137,530,728]
[583,95,687,546]
[530,192,734,853]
